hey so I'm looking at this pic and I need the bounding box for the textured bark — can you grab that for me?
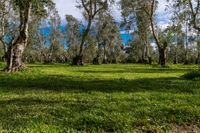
[0,9,8,62]
[4,2,31,72]
[6,41,25,72]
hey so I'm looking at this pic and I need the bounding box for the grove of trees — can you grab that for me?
[0,0,200,71]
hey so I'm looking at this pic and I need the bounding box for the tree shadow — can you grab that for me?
[0,72,199,131]
[0,95,199,132]
[76,68,195,74]
[0,74,198,94]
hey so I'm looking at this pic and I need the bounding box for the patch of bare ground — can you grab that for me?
[171,124,200,133]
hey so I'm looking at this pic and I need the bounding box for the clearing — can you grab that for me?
[0,63,199,132]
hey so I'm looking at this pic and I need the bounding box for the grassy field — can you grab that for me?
[0,62,200,132]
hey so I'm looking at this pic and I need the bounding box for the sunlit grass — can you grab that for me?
[0,63,199,132]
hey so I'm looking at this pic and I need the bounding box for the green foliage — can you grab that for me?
[0,63,199,132]
[13,0,55,18]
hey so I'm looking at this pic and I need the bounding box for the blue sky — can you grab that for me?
[54,0,170,27]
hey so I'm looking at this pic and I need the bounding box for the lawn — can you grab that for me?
[0,63,200,132]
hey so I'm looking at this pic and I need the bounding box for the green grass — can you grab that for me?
[0,63,200,132]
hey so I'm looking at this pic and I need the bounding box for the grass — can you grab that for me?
[182,70,200,80]
[0,63,200,132]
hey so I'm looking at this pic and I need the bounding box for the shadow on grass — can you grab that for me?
[76,68,194,74]
[0,74,198,94]
[0,94,200,132]
[0,97,113,131]
[0,72,200,131]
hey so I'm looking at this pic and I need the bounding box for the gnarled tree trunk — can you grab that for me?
[6,38,26,72]
[4,2,31,72]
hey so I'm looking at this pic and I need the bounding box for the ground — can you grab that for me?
[0,62,200,132]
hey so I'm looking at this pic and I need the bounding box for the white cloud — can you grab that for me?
[54,0,82,20]
[54,0,171,25]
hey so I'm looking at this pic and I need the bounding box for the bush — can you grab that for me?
[182,70,200,80]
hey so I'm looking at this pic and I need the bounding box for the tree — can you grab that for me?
[23,17,44,63]
[0,0,12,61]
[66,15,81,62]
[143,0,172,66]
[171,0,200,64]
[173,0,200,32]
[73,0,109,65]
[121,0,152,64]
[46,8,66,63]
[1,0,55,72]
[94,12,123,64]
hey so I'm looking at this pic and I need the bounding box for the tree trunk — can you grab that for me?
[196,43,200,65]
[147,43,152,65]
[159,48,166,66]
[0,11,8,62]
[4,2,31,72]
[93,54,100,65]
[184,47,189,64]
[1,43,7,62]
[173,47,178,64]
[102,43,107,64]
[73,18,92,66]
[142,41,151,64]
[72,55,83,66]
[93,43,101,65]
[173,52,178,64]
[142,43,147,63]
[5,40,26,72]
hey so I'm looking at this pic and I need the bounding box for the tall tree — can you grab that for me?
[1,0,55,72]
[144,0,168,66]
[73,0,109,65]
[66,15,81,62]
[94,12,123,64]
[46,8,65,63]
[171,0,200,64]
[0,0,12,61]
[121,0,152,64]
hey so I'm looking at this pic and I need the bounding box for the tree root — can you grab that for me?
[3,64,27,73]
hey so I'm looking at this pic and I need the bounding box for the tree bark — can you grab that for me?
[6,40,26,72]
[146,0,167,66]
[0,10,8,62]
[73,18,92,65]
[4,2,31,72]
[159,48,167,66]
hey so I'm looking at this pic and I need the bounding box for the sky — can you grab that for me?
[54,0,170,27]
